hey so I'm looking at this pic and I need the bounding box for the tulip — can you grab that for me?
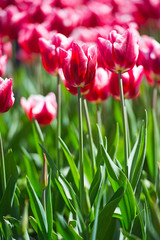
[97,29,139,74]
[20,93,57,126]
[59,42,97,87]
[0,78,15,113]
[59,69,92,96]
[138,35,160,86]
[18,23,50,54]
[39,33,73,75]
[0,6,27,40]
[109,65,144,100]
[0,55,7,77]
[85,67,110,103]
[44,7,80,37]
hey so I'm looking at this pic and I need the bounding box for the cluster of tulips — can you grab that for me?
[1,0,160,239]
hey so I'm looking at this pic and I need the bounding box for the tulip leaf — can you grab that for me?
[146,110,159,183]
[22,147,41,197]
[0,173,18,221]
[46,172,53,240]
[56,214,83,240]
[121,229,141,240]
[96,187,124,240]
[129,111,147,191]
[59,137,80,189]
[26,177,48,237]
[89,167,102,206]
[101,145,136,230]
[90,165,105,240]
[55,175,76,214]
[108,123,119,161]
[40,144,58,177]
[142,180,160,235]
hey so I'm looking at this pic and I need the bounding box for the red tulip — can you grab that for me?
[0,78,15,113]
[138,35,160,85]
[0,54,7,77]
[85,67,110,103]
[59,42,97,87]
[59,69,92,96]
[97,29,139,73]
[0,5,27,40]
[109,65,144,100]
[20,92,57,126]
[44,7,80,37]
[18,23,50,54]
[39,33,73,75]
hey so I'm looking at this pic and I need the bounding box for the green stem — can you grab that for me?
[152,81,157,111]
[78,87,84,212]
[118,71,128,177]
[83,98,95,177]
[57,74,61,169]
[96,103,101,128]
[0,133,6,192]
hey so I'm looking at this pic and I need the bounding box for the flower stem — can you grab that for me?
[83,98,95,177]
[96,103,101,128]
[118,71,128,177]
[152,81,157,111]
[57,74,61,169]
[78,87,84,212]
[0,133,6,192]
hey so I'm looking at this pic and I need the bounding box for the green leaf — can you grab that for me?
[56,214,83,240]
[26,177,48,237]
[96,187,124,240]
[40,144,58,177]
[46,172,53,240]
[0,174,18,220]
[108,123,119,161]
[146,110,159,182]
[22,147,41,197]
[29,216,38,233]
[55,175,76,214]
[89,167,102,206]
[101,145,136,230]
[84,150,93,184]
[142,180,160,235]
[129,111,147,191]
[121,229,141,240]
[59,137,80,189]
[90,165,105,240]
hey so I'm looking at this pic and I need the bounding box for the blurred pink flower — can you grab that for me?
[85,67,110,103]
[21,92,57,125]
[138,35,160,85]
[0,77,15,113]
[18,23,50,54]
[109,65,144,100]
[39,33,73,75]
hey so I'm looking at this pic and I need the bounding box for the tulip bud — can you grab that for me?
[0,78,15,113]
[97,29,139,73]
